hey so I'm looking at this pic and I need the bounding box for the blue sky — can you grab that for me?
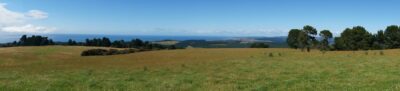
[0,0,399,36]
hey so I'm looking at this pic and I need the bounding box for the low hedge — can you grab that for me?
[81,48,143,56]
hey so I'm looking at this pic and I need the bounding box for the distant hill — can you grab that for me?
[174,36,288,48]
[254,36,288,48]
[0,34,289,48]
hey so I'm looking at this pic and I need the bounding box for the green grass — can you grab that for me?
[1,46,400,90]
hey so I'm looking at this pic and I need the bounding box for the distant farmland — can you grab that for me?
[1,46,400,90]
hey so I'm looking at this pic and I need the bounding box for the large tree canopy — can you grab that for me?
[18,35,54,46]
[319,30,333,51]
[336,26,373,50]
[286,25,319,52]
[303,25,318,36]
[384,25,400,48]
[287,29,302,49]
[301,25,318,52]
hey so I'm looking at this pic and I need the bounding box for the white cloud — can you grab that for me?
[0,3,25,25]
[0,2,54,33]
[1,24,54,33]
[27,10,48,19]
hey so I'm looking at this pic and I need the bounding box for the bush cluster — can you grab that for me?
[250,43,269,48]
[81,48,146,56]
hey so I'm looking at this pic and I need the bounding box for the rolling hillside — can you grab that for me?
[1,46,400,90]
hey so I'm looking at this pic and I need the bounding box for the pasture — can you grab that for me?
[1,46,400,90]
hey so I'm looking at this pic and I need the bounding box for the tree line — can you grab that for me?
[249,43,270,48]
[1,35,177,50]
[4,35,55,46]
[82,37,175,49]
[287,25,400,51]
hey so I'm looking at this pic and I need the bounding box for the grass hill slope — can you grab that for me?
[1,46,400,90]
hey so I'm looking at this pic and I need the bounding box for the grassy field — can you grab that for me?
[1,46,400,90]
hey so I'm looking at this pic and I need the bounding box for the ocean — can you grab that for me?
[0,34,233,43]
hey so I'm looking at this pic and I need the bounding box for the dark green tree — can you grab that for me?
[102,37,111,47]
[68,39,73,45]
[68,39,77,45]
[111,40,126,48]
[336,26,373,50]
[21,35,53,46]
[297,31,308,51]
[333,37,345,50]
[250,43,270,48]
[372,30,386,49]
[319,30,333,51]
[19,35,27,45]
[384,25,400,48]
[130,39,144,48]
[301,25,318,52]
[48,39,55,45]
[287,29,302,49]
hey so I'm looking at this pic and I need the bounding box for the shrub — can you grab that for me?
[138,49,151,52]
[82,48,141,56]
[127,49,138,53]
[81,49,109,56]
[379,51,384,55]
[119,49,130,54]
[143,66,148,71]
[250,43,269,48]
[269,53,274,57]
[107,49,119,55]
